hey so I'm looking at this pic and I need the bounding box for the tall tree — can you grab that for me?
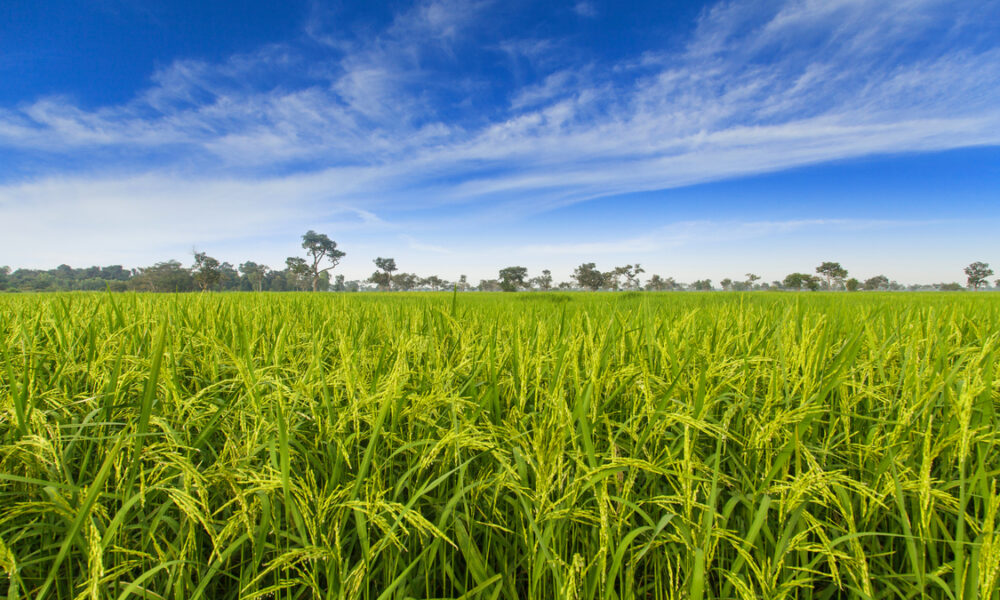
[192,252,221,291]
[239,261,269,292]
[498,266,528,292]
[964,261,993,291]
[373,257,397,291]
[300,230,346,292]
[573,263,605,291]
[745,273,760,289]
[816,261,848,289]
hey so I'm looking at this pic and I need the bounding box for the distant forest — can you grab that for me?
[1,232,994,293]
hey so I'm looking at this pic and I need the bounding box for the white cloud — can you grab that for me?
[573,2,598,18]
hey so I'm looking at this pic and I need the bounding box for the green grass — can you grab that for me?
[1,291,998,599]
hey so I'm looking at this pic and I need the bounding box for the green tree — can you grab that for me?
[845,277,860,292]
[531,269,553,291]
[573,263,605,291]
[392,272,419,291]
[219,262,240,290]
[816,261,848,289]
[645,274,678,291]
[745,273,760,289]
[131,260,194,292]
[783,273,820,291]
[374,257,397,290]
[368,271,391,289]
[622,264,645,290]
[864,275,889,291]
[498,266,528,292]
[239,262,269,292]
[964,261,993,291]
[421,275,445,291]
[192,252,221,291]
[285,257,311,291]
[0,266,9,291]
[691,279,713,291]
[720,278,733,291]
[300,231,346,292]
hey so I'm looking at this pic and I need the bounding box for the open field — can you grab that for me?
[1,291,999,599]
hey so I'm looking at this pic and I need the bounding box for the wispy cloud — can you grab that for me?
[573,2,598,19]
[1,0,998,270]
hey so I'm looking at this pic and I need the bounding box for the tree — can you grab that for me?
[720,278,733,291]
[691,279,713,291]
[131,260,195,292]
[816,261,848,290]
[646,275,678,291]
[573,263,605,291]
[300,231,345,292]
[392,272,419,291]
[478,279,501,292]
[239,262,269,292]
[192,252,221,291]
[964,261,993,291]
[498,266,528,292]
[745,273,760,289]
[530,269,553,291]
[621,264,644,290]
[0,266,9,290]
[783,273,820,291]
[285,257,311,291]
[458,274,469,291]
[373,257,397,291]
[368,271,391,289]
[219,262,240,290]
[421,275,445,291]
[863,275,889,291]
[939,282,964,291]
[845,277,860,292]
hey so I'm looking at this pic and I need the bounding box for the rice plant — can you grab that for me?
[1,291,998,599]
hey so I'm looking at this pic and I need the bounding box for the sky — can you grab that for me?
[1,0,999,284]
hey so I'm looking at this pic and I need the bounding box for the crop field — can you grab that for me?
[1,291,999,600]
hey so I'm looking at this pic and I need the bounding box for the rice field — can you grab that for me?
[1,291,998,599]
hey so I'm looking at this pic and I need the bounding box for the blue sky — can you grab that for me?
[1,0,999,284]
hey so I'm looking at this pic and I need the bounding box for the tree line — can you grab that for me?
[1,232,996,293]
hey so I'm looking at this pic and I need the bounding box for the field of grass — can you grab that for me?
[1,291,999,599]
